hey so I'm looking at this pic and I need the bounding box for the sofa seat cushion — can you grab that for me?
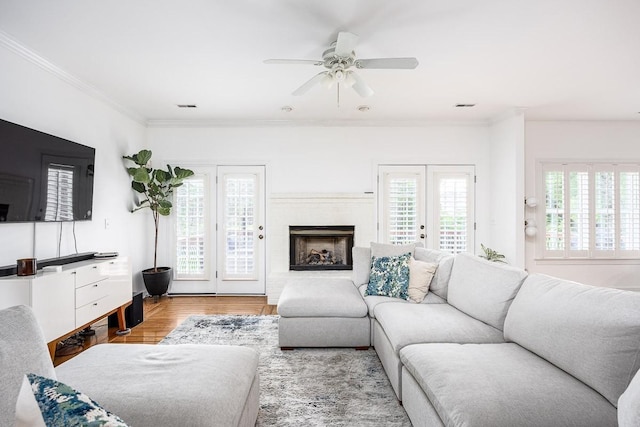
[358,284,446,318]
[400,343,617,427]
[277,278,367,318]
[374,303,504,353]
[504,274,640,407]
[447,253,527,331]
[55,344,259,427]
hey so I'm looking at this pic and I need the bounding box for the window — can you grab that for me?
[175,175,208,279]
[378,166,424,245]
[541,163,640,259]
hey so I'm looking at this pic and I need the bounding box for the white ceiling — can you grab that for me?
[1,0,639,124]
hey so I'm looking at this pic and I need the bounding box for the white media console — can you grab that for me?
[0,256,132,359]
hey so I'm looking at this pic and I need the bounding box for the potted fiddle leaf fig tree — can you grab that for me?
[123,149,194,298]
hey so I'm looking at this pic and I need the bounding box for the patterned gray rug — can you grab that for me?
[159,315,410,426]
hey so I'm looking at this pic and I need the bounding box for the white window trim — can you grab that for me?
[537,161,640,260]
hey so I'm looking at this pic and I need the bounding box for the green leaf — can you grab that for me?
[158,200,172,209]
[154,169,170,183]
[136,149,152,165]
[131,181,146,193]
[157,206,171,216]
[133,168,151,183]
[174,167,195,179]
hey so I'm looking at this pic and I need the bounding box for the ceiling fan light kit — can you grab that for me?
[264,31,419,101]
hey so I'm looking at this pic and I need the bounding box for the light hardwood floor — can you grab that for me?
[53,295,277,367]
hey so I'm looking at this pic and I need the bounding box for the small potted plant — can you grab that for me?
[479,243,507,263]
[123,149,194,298]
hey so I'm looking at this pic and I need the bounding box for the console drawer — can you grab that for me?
[75,296,110,327]
[75,279,109,308]
[75,263,109,288]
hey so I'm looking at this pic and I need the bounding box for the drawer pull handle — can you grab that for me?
[93,266,98,269]
[93,303,98,306]
[93,284,99,287]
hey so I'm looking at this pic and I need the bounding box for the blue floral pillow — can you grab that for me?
[18,373,128,427]
[365,252,411,299]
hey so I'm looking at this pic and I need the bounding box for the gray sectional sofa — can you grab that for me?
[278,244,640,426]
[0,305,259,427]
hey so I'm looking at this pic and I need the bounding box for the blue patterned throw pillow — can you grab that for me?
[365,252,412,299]
[19,373,128,427]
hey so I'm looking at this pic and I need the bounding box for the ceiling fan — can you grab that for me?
[264,31,419,98]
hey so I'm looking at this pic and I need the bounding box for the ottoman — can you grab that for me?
[277,278,370,348]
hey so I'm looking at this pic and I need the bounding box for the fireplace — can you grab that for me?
[289,226,355,271]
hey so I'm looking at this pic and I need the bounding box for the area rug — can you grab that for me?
[159,315,410,426]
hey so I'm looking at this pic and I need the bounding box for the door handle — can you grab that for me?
[420,234,425,239]
[259,235,264,240]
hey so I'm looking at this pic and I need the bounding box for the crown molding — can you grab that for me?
[0,30,146,125]
[146,118,490,128]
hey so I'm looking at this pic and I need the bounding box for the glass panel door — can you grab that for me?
[216,166,265,294]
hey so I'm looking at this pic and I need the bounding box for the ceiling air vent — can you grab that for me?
[177,104,197,108]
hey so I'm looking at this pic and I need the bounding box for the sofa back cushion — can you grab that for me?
[0,305,56,427]
[413,247,454,300]
[504,274,640,407]
[447,253,527,331]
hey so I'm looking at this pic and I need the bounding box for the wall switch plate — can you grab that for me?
[104,218,111,229]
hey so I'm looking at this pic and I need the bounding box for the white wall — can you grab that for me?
[147,124,495,269]
[488,111,526,266]
[0,45,148,292]
[525,121,640,289]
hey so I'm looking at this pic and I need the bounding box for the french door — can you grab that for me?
[216,166,266,294]
[171,165,265,295]
[378,164,475,254]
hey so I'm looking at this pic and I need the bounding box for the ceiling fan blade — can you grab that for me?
[292,72,329,96]
[334,31,359,57]
[350,72,374,97]
[264,59,324,66]
[355,57,419,69]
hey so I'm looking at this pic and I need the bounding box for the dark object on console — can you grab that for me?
[16,258,37,276]
[109,292,143,329]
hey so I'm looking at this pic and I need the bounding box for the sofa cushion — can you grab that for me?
[56,344,259,427]
[504,274,640,407]
[400,343,617,427]
[413,247,454,300]
[407,257,438,303]
[277,278,367,318]
[359,284,446,318]
[0,305,56,427]
[447,253,527,330]
[365,253,412,300]
[619,369,640,427]
[16,373,128,427]
[370,241,417,258]
[352,246,372,286]
[374,303,504,353]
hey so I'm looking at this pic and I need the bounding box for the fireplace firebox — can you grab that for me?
[289,225,355,271]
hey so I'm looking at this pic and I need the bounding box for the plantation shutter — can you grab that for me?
[222,173,258,279]
[44,164,74,221]
[175,175,208,279]
[541,162,640,259]
[379,166,425,245]
[428,166,475,254]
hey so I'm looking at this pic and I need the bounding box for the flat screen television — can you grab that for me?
[0,118,95,223]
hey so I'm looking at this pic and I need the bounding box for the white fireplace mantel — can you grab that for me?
[267,192,376,304]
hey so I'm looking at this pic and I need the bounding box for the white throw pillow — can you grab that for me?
[407,257,438,303]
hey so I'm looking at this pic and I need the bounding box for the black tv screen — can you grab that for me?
[0,118,94,222]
